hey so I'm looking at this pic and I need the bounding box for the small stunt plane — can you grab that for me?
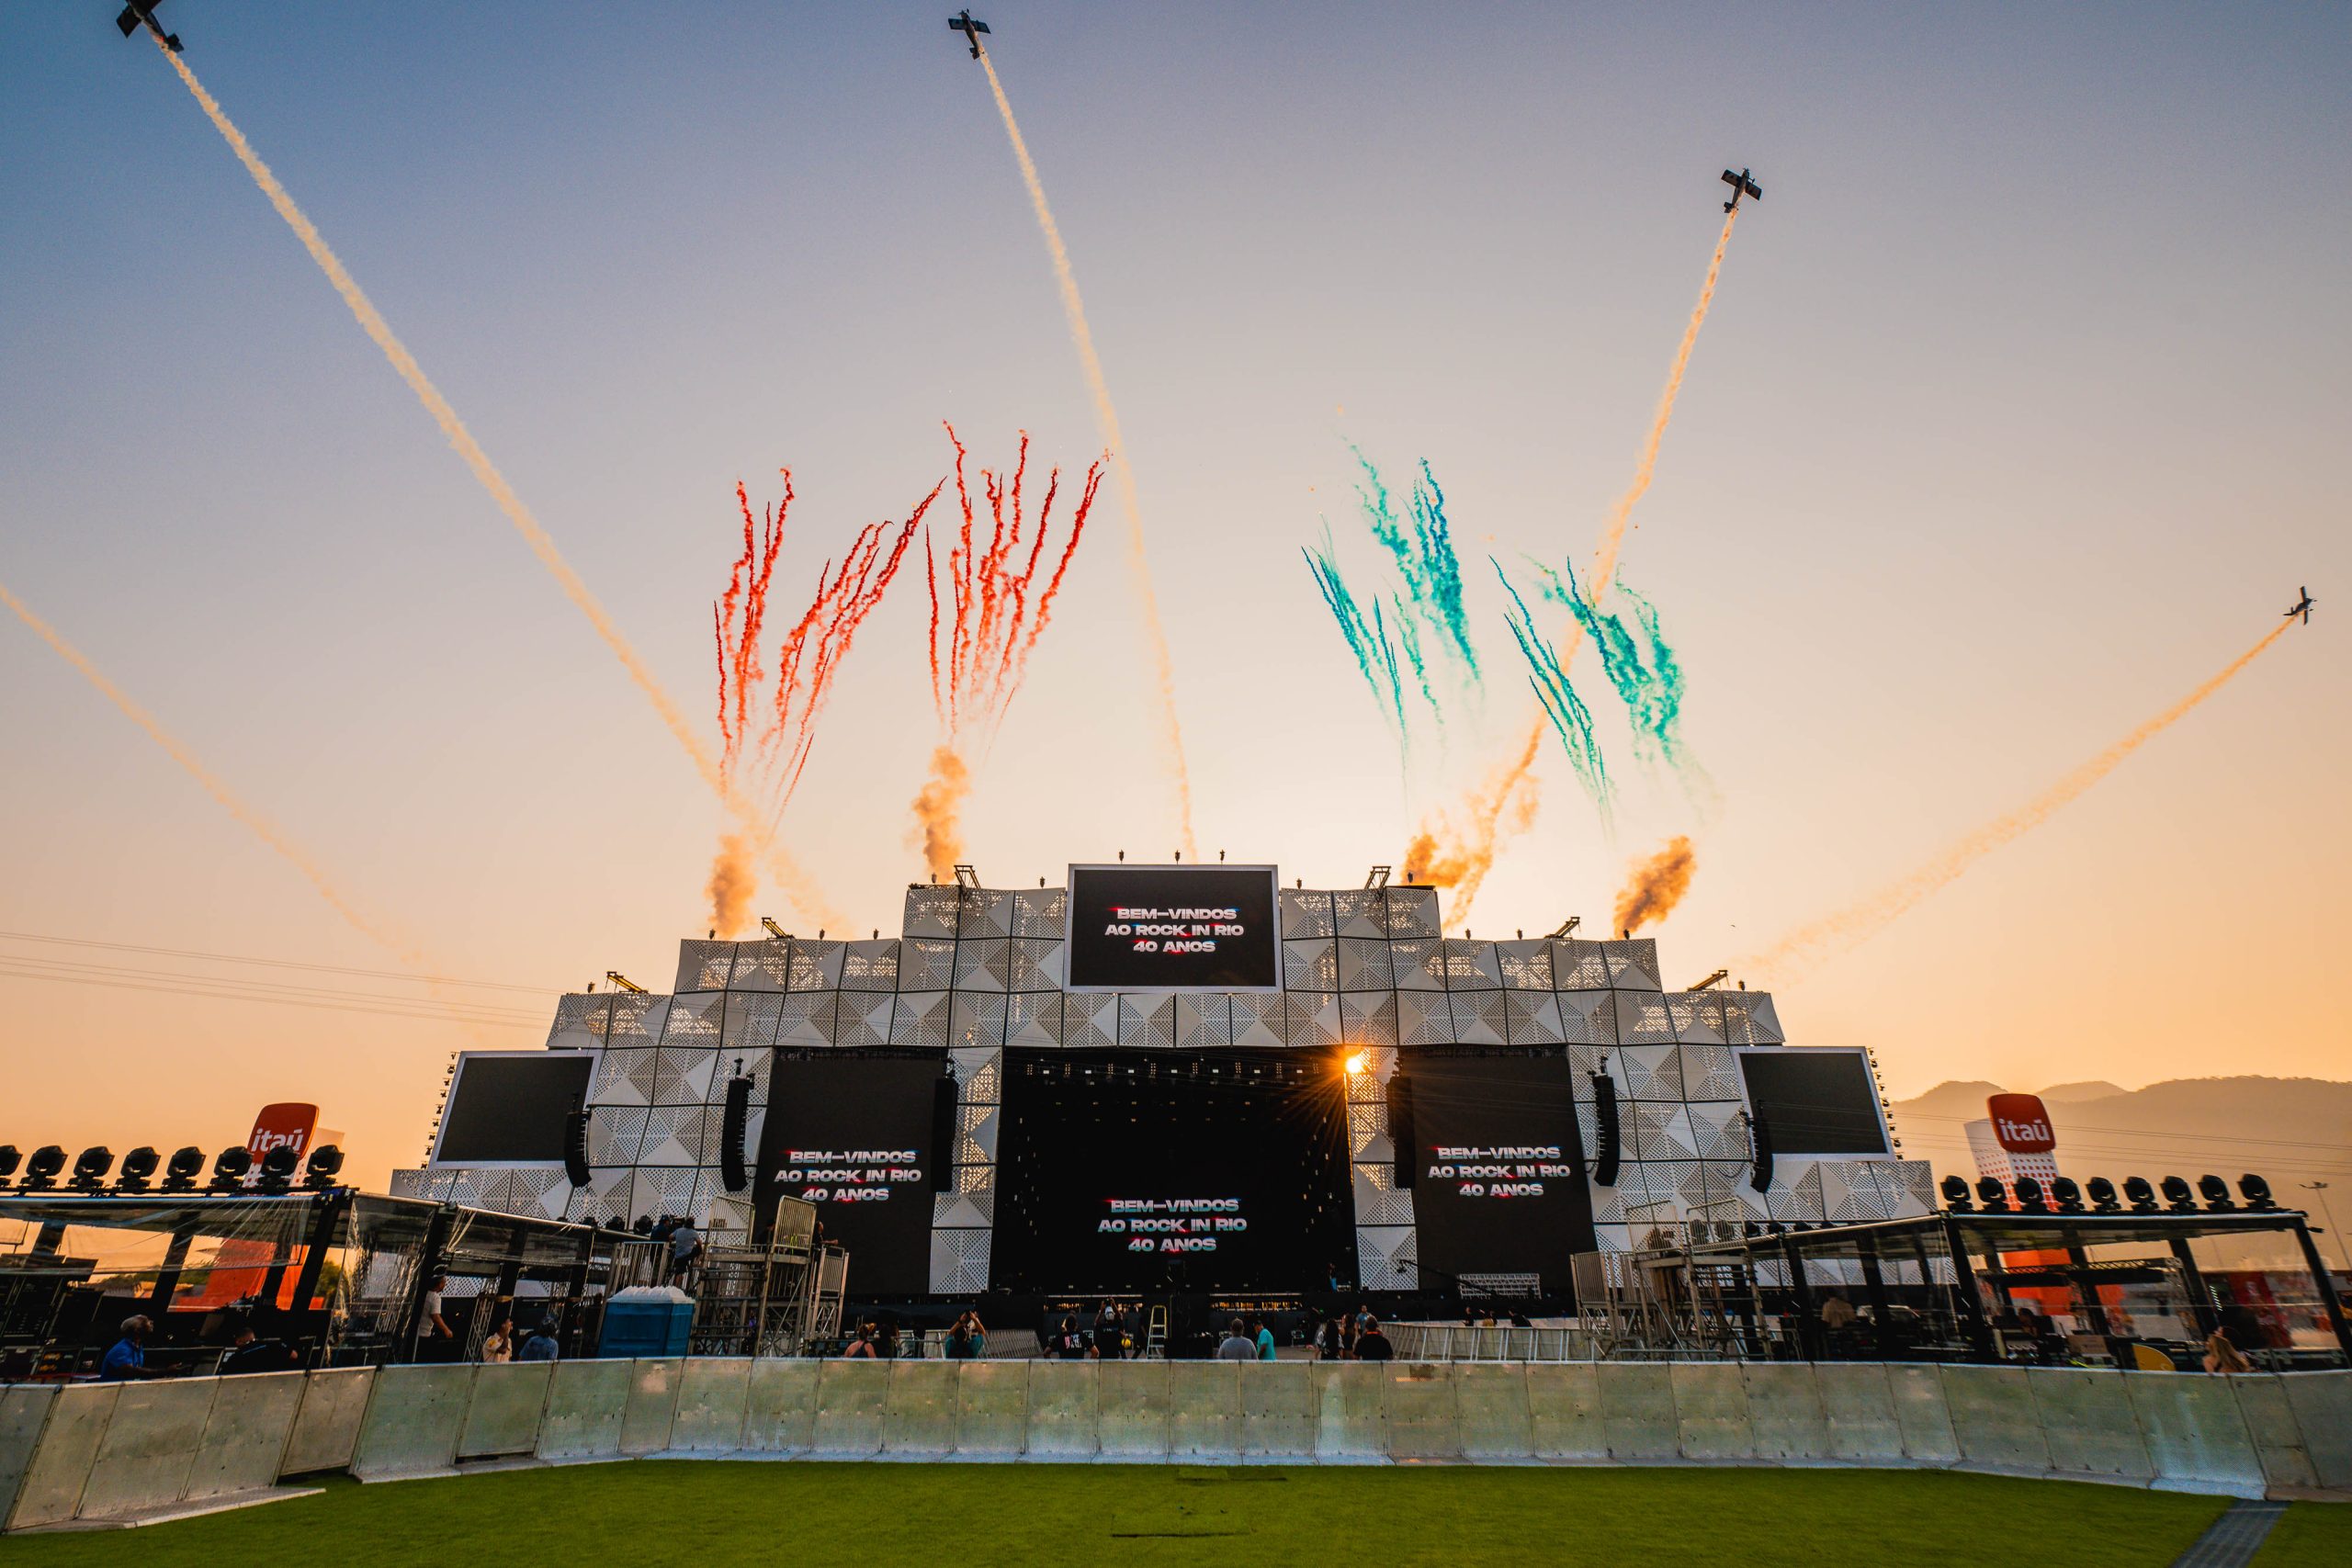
[116,1,182,52]
[2286,586,2315,625]
[1721,167,1762,212]
[948,9,990,59]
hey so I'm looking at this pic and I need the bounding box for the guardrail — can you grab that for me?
[4,1359,2346,1529]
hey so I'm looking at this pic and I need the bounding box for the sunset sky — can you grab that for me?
[3,3,2345,1189]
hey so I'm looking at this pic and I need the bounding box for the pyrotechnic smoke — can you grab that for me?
[1351,448,1478,679]
[1614,836,1697,935]
[1402,734,1543,928]
[1305,529,1408,741]
[911,745,974,884]
[153,41,840,929]
[1498,571,1612,826]
[1533,561,1700,780]
[0,576,504,1040]
[1743,620,2294,982]
[910,426,1103,878]
[707,471,941,933]
[976,48,1195,857]
[1408,209,1739,884]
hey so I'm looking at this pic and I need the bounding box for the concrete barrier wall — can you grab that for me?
[6,1361,2348,1529]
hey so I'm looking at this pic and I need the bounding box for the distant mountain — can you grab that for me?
[2032,1080,2128,1103]
[1887,1077,2352,1259]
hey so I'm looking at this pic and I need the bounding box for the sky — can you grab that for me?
[1,2,2346,1190]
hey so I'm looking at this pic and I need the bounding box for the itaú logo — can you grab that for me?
[247,1102,320,1158]
[1987,1093,2056,1155]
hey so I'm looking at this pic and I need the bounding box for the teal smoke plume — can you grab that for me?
[1351,447,1479,682]
[1535,559,1697,775]
[1306,528,1408,742]
[1497,567,1612,825]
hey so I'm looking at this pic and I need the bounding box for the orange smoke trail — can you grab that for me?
[0,576,506,1040]
[911,745,973,883]
[153,40,839,929]
[1408,210,1741,901]
[1401,729,1543,929]
[1742,620,2293,983]
[976,48,1196,858]
[1613,835,1697,935]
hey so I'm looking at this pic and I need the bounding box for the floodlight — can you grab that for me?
[2122,1176,2159,1213]
[117,1146,160,1191]
[22,1145,66,1191]
[161,1145,206,1192]
[2160,1176,2196,1212]
[2086,1177,2120,1213]
[2197,1174,2235,1211]
[304,1145,345,1188]
[2048,1177,2084,1213]
[2237,1174,2275,1210]
[1939,1175,1973,1211]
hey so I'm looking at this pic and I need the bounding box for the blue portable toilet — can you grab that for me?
[596,1285,695,1358]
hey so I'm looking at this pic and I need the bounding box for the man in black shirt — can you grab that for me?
[1351,1316,1395,1361]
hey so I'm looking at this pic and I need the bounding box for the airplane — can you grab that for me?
[1721,167,1762,212]
[2286,586,2315,625]
[116,1,182,52]
[948,9,990,59]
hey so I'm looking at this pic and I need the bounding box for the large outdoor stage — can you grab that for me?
[393,863,1935,1307]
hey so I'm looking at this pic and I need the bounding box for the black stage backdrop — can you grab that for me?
[753,1049,945,1295]
[1399,1047,1595,1294]
[435,1054,593,1163]
[991,1047,1354,1292]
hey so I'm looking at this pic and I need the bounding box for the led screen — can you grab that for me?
[434,1054,592,1163]
[1063,864,1281,992]
[990,1048,1355,1292]
[753,1050,946,1295]
[1397,1048,1595,1292]
[1736,1048,1891,1156]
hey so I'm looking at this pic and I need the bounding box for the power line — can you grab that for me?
[0,929,557,994]
[0,961,541,1031]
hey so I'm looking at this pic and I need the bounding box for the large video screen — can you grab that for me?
[1063,864,1281,992]
[990,1048,1354,1292]
[753,1050,946,1295]
[435,1053,593,1163]
[1736,1048,1890,1156]
[1398,1048,1594,1293]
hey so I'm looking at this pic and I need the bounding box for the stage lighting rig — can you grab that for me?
[0,1145,19,1190]
[302,1145,345,1189]
[256,1145,300,1193]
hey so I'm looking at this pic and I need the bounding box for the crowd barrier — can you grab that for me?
[4,1359,2346,1529]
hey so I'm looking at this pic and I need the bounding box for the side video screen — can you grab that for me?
[1063,863,1281,992]
[1398,1049,1594,1293]
[1736,1048,1891,1156]
[990,1049,1355,1292]
[753,1050,945,1296]
[434,1053,593,1163]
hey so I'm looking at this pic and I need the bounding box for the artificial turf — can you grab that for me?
[4,1461,2256,1567]
[2251,1500,2352,1568]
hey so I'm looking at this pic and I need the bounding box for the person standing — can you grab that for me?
[1093,1303,1128,1360]
[1351,1316,1395,1361]
[1216,1318,1257,1361]
[517,1317,560,1362]
[666,1218,703,1289]
[1050,1314,1091,1359]
[945,1311,987,1359]
[1253,1316,1277,1361]
[480,1318,514,1364]
[1318,1314,1344,1361]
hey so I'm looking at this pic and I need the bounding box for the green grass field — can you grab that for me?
[10,1461,2337,1566]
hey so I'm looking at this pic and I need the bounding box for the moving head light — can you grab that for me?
[160,1145,206,1192]
[2086,1177,2121,1213]
[1939,1174,1973,1211]
[69,1146,114,1191]
[2237,1174,2275,1210]
[2161,1176,2197,1212]
[2048,1177,2084,1213]
[22,1145,66,1191]
[209,1146,253,1191]
[0,1145,19,1190]
[2123,1176,2159,1213]
[303,1145,345,1188]
[2197,1174,2235,1211]
[116,1146,160,1192]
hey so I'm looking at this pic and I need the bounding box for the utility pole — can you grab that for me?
[2301,1182,2346,1271]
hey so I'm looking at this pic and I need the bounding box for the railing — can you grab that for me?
[1384,1323,1598,1361]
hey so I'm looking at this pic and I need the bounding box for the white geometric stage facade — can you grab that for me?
[392,876,1933,1292]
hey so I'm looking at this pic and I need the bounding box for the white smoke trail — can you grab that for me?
[0,575,500,1041]
[154,41,842,930]
[976,47,1196,858]
[1743,620,2293,983]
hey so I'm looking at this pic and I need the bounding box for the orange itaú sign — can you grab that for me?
[1987,1093,2057,1156]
